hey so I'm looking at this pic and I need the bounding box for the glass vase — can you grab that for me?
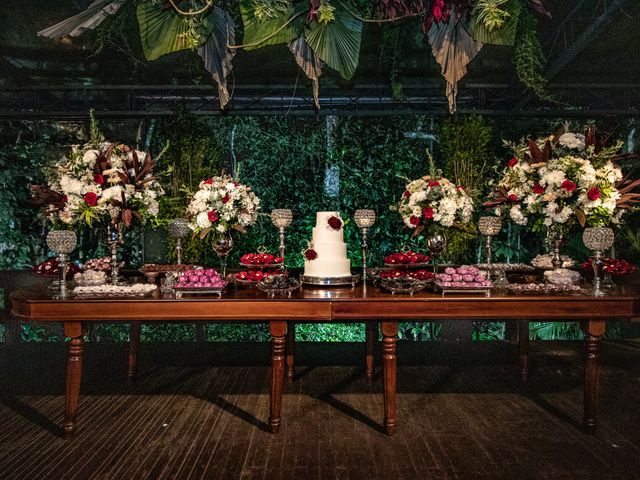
[213,233,234,277]
[46,230,77,298]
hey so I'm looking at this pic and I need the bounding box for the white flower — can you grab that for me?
[196,211,212,229]
[509,205,527,225]
[558,132,585,150]
[83,149,99,165]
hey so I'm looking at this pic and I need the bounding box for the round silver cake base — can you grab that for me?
[300,274,360,287]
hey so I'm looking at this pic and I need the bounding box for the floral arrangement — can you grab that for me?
[484,126,640,232]
[392,175,474,234]
[32,140,164,228]
[186,175,260,239]
[580,257,637,276]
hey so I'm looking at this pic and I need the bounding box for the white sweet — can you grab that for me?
[304,211,352,278]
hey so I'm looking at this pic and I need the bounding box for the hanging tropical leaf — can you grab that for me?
[304,2,363,80]
[137,1,216,60]
[467,0,523,46]
[428,11,483,114]
[240,0,306,51]
[289,35,323,109]
[198,7,236,109]
[38,0,126,38]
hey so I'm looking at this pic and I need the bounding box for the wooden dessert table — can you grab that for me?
[10,285,640,438]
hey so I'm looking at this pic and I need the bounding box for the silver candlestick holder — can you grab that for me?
[354,209,377,282]
[104,224,124,285]
[478,216,503,283]
[583,227,615,297]
[46,230,77,298]
[168,218,191,265]
[271,209,293,262]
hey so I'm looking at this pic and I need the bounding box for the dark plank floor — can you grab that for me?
[1,339,640,480]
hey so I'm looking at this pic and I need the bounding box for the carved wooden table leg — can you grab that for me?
[518,320,529,384]
[63,322,85,439]
[366,321,377,381]
[581,320,606,434]
[285,321,295,381]
[381,320,398,435]
[269,320,287,433]
[128,321,141,382]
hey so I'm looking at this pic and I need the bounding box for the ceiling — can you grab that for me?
[0,0,639,118]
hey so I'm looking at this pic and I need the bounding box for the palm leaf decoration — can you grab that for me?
[198,7,236,108]
[240,0,306,51]
[304,2,363,80]
[468,0,523,46]
[289,35,323,109]
[137,1,216,60]
[38,0,126,38]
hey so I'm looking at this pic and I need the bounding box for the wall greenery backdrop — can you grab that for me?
[1,113,639,343]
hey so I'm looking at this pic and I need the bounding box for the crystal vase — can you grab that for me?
[426,232,447,275]
[213,234,234,277]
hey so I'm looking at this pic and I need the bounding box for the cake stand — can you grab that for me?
[299,274,360,287]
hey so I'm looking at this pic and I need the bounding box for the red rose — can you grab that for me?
[327,216,342,230]
[409,215,421,226]
[532,183,545,194]
[507,156,518,168]
[428,180,441,187]
[222,194,230,204]
[304,249,318,261]
[207,210,219,222]
[84,192,98,206]
[204,178,213,185]
[507,194,518,202]
[456,185,464,191]
[587,187,601,201]
[93,174,105,185]
[403,191,410,198]
[423,207,434,219]
[561,180,577,192]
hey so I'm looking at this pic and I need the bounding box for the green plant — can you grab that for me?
[514,9,552,101]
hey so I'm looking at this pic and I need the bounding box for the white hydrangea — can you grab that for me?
[558,132,586,150]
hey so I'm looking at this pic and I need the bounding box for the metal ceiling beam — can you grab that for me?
[513,0,635,112]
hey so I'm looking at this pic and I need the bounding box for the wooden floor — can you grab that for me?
[1,340,640,480]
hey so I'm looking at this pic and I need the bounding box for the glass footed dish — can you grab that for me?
[256,275,301,298]
[379,277,432,295]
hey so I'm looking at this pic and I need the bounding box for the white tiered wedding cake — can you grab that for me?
[304,211,352,278]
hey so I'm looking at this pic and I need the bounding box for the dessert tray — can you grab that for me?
[173,268,227,297]
[173,286,226,298]
[72,283,157,297]
[383,251,431,268]
[239,252,284,269]
[435,282,492,297]
[506,283,584,295]
[300,274,360,287]
[476,263,535,272]
[531,254,576,270]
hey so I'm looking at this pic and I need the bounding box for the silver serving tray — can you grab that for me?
[436,284,492,297]
[476,263,535,272]
[300,274,360,286]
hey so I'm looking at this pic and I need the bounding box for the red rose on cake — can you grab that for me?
[327,216,342,230]
[304,249,318,261]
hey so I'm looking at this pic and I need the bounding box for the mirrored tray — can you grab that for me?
[436,283,492,297]
[476,263,535,272]
[173,286,226,298]
[379,278,431,295]
[506,283,584,295]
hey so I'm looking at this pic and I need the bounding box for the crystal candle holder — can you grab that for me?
[478,216,503,280]
[271,209,293,261]
[583,227,615,297]
[354,209,377,283]
[46,230,77,298]
[168,218,191,265]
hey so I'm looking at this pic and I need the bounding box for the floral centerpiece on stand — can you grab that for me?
[185,174,260,276]
[392,175,474,235]
[32,141,164,229]
[484,126,639,232]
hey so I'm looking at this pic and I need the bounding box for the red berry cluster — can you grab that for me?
[380,269,433,280]
[383,251,431,265]
[234,270,282,282]
[240,253,284,265]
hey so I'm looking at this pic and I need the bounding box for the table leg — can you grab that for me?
[518,320,529,384]
[128,321,141,382]
[63,322,85,439]
[581,320,605,434]
[381,320,398,435]
[269,320,287,433]
[285,321,295,381]
[366,321,377,381]
[196,323,206,343]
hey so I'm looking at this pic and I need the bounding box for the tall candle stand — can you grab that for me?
[168,218,191,265]
[354,209,377,283]
[46,230,77,298]
[271,209,293,265]
[478,216,503,284]
[104,224,124,285]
